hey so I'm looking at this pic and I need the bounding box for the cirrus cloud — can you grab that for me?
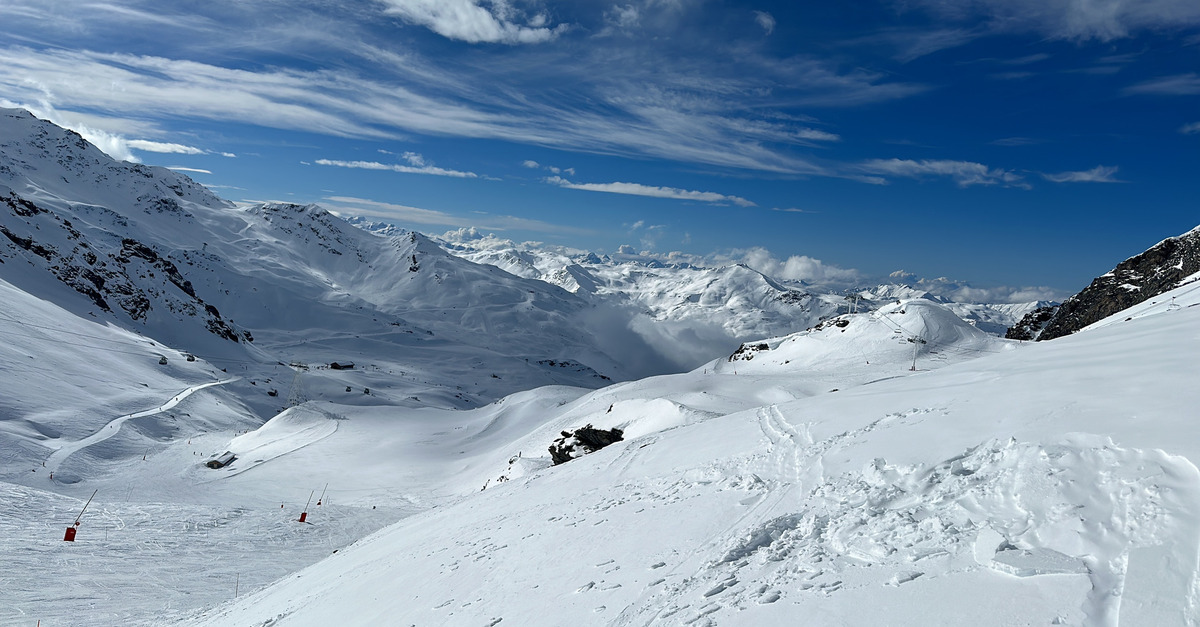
[858,158,1027,188]
[545,176,756,207]
[1041,165,1123,183]
[1125,73,1200,95]
[322,195,591,234]
[127,139,206,155]
[377,0,567,44]
[315,156,480,178]
[754,11,776,36]
[905,0,1200,41]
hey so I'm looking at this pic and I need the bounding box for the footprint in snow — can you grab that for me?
[758,589,781,604]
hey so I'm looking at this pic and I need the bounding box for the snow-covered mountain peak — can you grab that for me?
[0,109,651,407]
[718,297,1005,377]
[0,107,228,213]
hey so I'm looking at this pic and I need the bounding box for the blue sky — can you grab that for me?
[1,0,1197,301]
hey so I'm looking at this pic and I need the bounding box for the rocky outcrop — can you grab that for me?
[1007,226,1200,341]
[1,190,247,342]
[729,342,770,362]
[1004,304,1059,341]
[549,424,625,465]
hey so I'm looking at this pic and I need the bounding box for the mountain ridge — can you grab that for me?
[1007,224,1200,340]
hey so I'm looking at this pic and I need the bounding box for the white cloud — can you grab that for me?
[127,139,205,155]
[1,98,141,161]
[754,11,775,35]
[990,136,1043,146]
[401,151,427,166]
[1125,73,1200,95]
[906,0,1200,41]
[852,27,979,63]
[377,0,567,44]
[526,161,576,176]
[604,4,641,31]
[546,176,756,207]
[887,271,1067,303]
[315,158,479,178]
[521,159,540,168]
[734,246,860,284]
[166,166,213,174]
[323,196,473,227]
[918,278,1065,303]
[859,158,1027,188]
[1182,122,1200,134]
[946,285,1064,303]
[322,196,590,234]
[1002,52,1052,65]
[625,219,668,250]
[794,128,840,142]
[0,47,848,175]
[1041,165,1123,183]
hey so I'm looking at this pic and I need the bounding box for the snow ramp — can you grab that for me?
[213,405,341,476]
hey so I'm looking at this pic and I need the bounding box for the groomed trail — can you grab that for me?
[44,378,239,474]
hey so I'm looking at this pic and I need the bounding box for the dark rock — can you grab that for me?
[729,342,770,362]
[549,424,625,465]
[1007,226,1200,340]
[1004,304,1059,340]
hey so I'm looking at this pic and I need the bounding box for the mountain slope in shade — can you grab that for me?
[1007,224,1200,340]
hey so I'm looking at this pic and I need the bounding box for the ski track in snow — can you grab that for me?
[0,481,400,627]
[44,378,239,474]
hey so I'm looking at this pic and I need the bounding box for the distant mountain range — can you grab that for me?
[2,106,1055,404]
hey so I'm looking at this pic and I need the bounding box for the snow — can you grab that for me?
[5,108,1200,626]
[170,281,1200,627]
[428,228,1049,367]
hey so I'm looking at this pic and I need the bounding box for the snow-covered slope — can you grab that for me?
[0,108,638,412]
[0,277,255,484]
[4,108,1196,626]
[178,279,1200,626]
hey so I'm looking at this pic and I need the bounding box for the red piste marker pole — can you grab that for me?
[65,489,98,542]
[298,489,314,523]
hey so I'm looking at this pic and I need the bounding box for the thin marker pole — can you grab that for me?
[75,490,98,525]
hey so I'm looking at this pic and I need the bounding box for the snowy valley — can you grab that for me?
[3,108,1200,626]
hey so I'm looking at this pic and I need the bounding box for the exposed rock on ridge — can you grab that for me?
[1007,225,1200,340]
